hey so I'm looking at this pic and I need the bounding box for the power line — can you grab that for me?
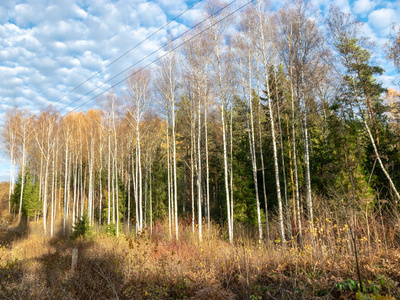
[20,0,253,136]
[36,0,204,116]
[57,0,243,115]
[68,0,252,115]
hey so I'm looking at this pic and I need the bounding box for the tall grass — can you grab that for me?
[0,195,399,299]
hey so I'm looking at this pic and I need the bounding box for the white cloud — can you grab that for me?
[156,0,187,17]
[333,0,352,13]
[12,3,43,28]
[45,3,88,22]
[34,20,88,42]
[78,51,104,71]
[377,74,396,87]
[29,57,59,74]
[5,0,398,178]
[353,0,376,16]
[0,0,190,130]
[181,8,203,25]
[368,8,399,30]
[137,2,167,27]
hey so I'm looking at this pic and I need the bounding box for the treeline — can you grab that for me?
[2,0,400,244]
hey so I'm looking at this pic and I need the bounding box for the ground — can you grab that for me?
[0,183,399,299]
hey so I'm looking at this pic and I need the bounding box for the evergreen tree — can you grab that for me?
[328,6,400,204]
[11,168,40,220]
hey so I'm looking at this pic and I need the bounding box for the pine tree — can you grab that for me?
[11,169,40,221]
[328,5,400,203]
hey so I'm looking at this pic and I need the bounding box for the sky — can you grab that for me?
[0,0,399,181]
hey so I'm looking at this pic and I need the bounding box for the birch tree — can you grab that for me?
[385,24,400,71]
[2,110,18,214]
[35,110,58,235]
[206,0,234,243]
[126,69,152,232]
[328,6,400,203]
[13,110,33,226]
[246,2,286,243]
[182,27,212,242]
[235,29,263,243]
[156,46,180,240]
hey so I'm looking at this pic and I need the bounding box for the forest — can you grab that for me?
[1,0,400,299]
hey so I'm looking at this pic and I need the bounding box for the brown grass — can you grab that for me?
[0,192,399,299]
[0,217,399,299]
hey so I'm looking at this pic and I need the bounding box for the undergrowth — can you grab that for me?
[0,190,399,299]
[70,213,93,240]
[0,214,399,300]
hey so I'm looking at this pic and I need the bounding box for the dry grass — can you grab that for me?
[0,217,399,299]
[0,192,399,299]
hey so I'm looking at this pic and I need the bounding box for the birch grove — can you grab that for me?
[2,0,400,250]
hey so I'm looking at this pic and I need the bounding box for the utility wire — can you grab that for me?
[36,0,204,115]
[26,0,253,136]
[57,0,243,115]
[66,0,252,116]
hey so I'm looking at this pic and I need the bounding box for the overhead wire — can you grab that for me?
[27,0,254,135]
[36,0,204,115]
[57,0,244,116]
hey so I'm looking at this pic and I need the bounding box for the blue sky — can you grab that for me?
[0,0,399,181]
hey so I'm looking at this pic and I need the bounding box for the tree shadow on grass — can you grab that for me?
[1,226,238,299]
[0,223,126,300]
[0,218,30,247]
[38,226,124,300]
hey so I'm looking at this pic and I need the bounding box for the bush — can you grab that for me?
[104,223,117,236]
[71,214,92,239]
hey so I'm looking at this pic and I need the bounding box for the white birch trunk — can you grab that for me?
[191,111,195,234]
[43,160,49,235]
[54,141,59,225]
[63,138,69,234]
[131,150,136,232]
[274,66,291,237]
[166,112,172,238]
[17,139,26,226]
[112,154,115,224]
[364,120,400,201]
[51,147,55,237]
[172,95,179,241]
[73,156,78,227]
[8,129,15,214]
[115,143,119,237]
[144,152,148,227]
[214,34,232,244]
[197,85,202,242]
[149,157,153,234]
[303,108,314,230]
[204,99,210,234]
[229,92,234,234]
[255,0,285,244]
[67,151,72,220]
[88,135,94,225]
[247,55,263,243]
[135,145,139,233]
[108,133,111,225]
[137,117,143,231]
[39,155,43,215]
[127,156,131,231]
[81,164,85,218]
[258,104,270,242]
[290,75,302,244]
[99,142,103,226]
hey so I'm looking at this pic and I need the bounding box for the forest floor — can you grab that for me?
[0,187,400,299]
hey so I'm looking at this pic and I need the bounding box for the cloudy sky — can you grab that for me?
[0,0,399,181]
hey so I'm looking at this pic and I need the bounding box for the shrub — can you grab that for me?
[71,214,93,239]
[104,223,117,236]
